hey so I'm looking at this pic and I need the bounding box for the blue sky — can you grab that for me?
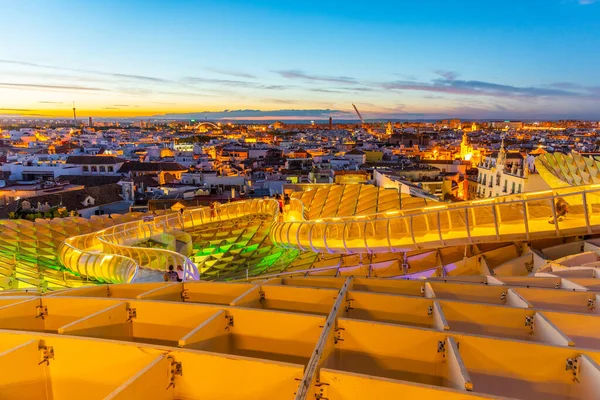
[0,0,599,120]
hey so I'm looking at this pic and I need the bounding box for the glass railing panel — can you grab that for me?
[557,193,588,236]
[496,201,526,237]
[585,188,600,228]
[324,223,344,252]
[411,212,440,245]
[286,223,301,248]
[468,203,497,241]
[309,224,327,252]
[344,221,367,252]
[388,215,410,249]
[297,223,312,251]
[365,219,390,252]
[441,208,469,242]
[526,196,556,235]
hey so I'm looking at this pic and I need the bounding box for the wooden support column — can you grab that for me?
[294,277,353,400]
[445,337,473,391]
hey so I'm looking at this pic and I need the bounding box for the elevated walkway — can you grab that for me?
[58,199,279,284]
[56,181,600,285]
[272,184,600,254]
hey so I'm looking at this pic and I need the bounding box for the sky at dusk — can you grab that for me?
[1,0,600,120]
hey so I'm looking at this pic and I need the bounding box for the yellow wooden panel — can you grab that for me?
[104,355,171,400]
[136,283,182,301]
[0,298,44,331]
[346,291,434,328]
[259,285,337,315]
[429,282,507,305]
[352,278,424,296]
[318,369,497,400]
[0,340,48,400]
[515,287,595,313]
[543,311,600,349]
[42,297,123,332]
[58,302,128,337]
[179,310,229,348]
[187,282,255,305]
[439,301,535,340]
[173,351,303,400]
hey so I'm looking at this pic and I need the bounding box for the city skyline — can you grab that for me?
[1,0,600,120]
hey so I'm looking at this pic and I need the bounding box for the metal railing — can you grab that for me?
[270,184,600,254]
[58,199,279,284]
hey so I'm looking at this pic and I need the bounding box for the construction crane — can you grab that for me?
[352,103,365,126]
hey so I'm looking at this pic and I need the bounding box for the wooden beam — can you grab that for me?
[424,282,436,299]
[506,289,532,308]
[229,285,261,307]
[0,340,48,399]
[432,301,450,331]
[559,278,589,292]
[533,312,575,347]
[294,277,353,400]
[178,310,228,348]
[104,355,172,400]
[58,302,128,335]
[445,337,473,391]
[578,355,600,400]
[136,283,181,301]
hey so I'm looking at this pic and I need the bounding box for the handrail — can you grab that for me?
[58,199,279,284]
[282,184,600,225]
[271,184,600,254]
[57,182,600,284]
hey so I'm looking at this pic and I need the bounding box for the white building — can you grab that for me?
[476,141,549,198]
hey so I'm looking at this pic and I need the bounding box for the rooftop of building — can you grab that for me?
[117,161,188,173]
[65,155,126,164]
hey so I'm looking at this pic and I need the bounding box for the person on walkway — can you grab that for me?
[276,194,284,213]
[163,265,178,282]
[176,265,184,282]
[549,198,569,224]
[209,202,215,220]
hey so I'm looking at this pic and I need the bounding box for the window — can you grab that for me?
[518,183,522,193]
[82,166,89,172]
[91,166,97,172]
[99,166,106,173]
[108,166,114,172]
[512,182,516,193]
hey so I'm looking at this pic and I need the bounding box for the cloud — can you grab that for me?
[205,67,256,79]
[544,82,582,89]
[435,70,459,81]
[310,88,345,94]
[261,99,299,105]
[104,72,167,83]
[0,59,169,83]
[38,101,66,104]
[120,87,153,95]
[0,108,35,112]
[0,82,107,91]
[152,108,353,120]
[381,75,585,99]
[275,69,358,85]
[579,0,598,4]
[182,77,291,91]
